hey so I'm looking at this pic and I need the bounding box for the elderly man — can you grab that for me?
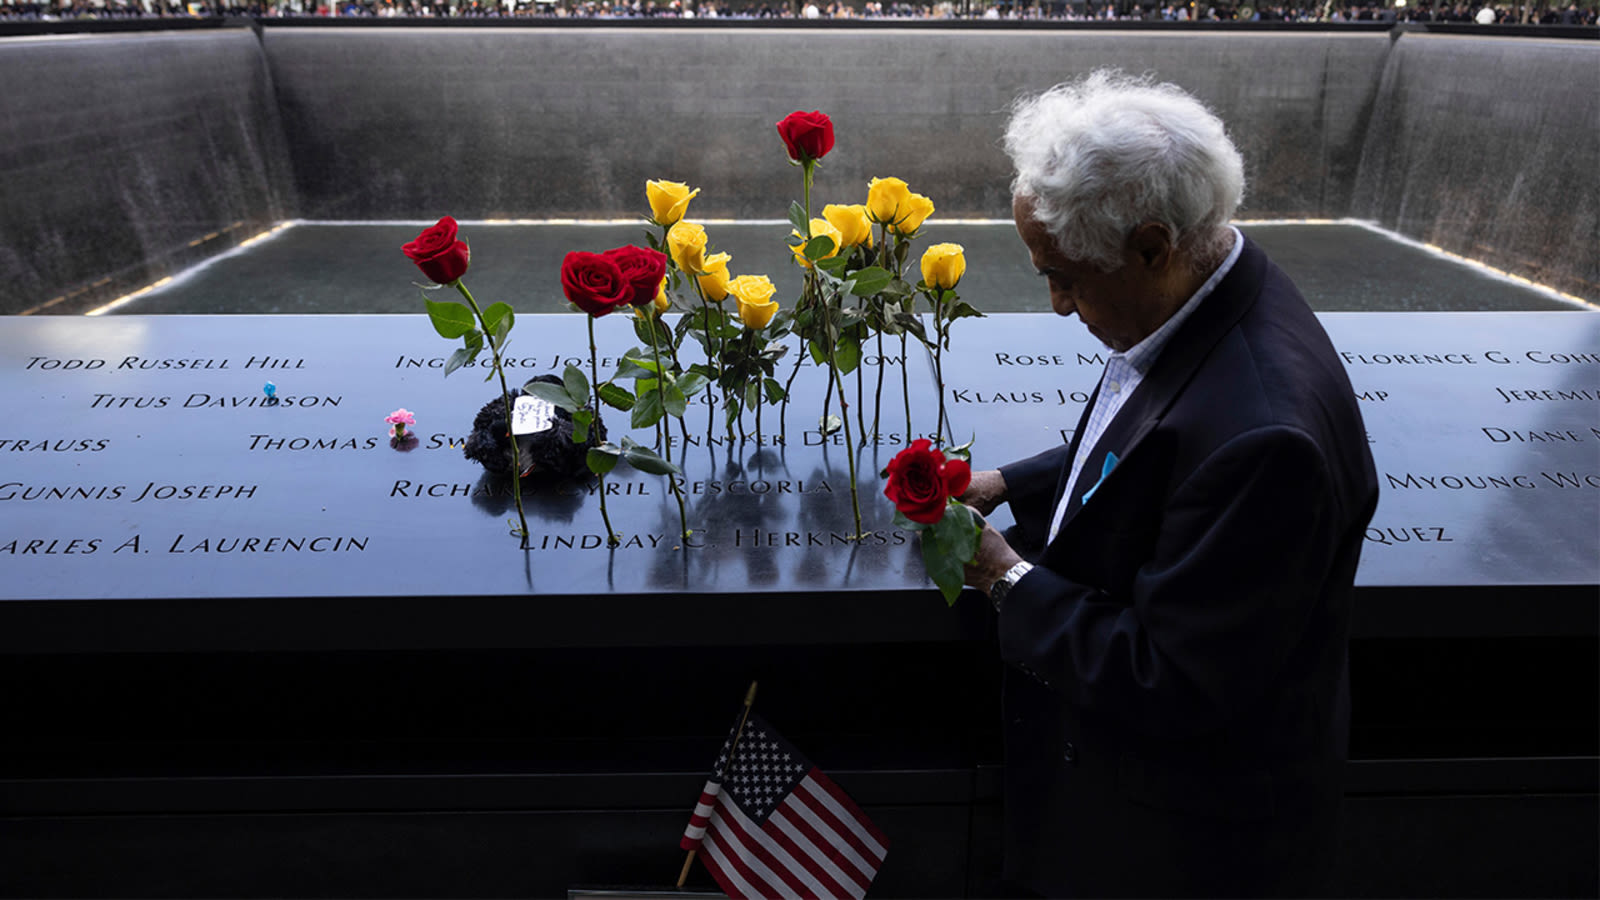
[961,71,1380,897]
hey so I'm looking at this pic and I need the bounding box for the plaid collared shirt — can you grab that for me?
[1047,228,1244,543]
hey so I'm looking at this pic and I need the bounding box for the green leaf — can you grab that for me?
[788,201,809,235]
[571,408,592,444]
[949,300,986,321]
[523,380,581,412]
[563,365,590,408]
[482,302,514,343]
[744,380,760,410]
[882,279,916,300]
[835,336,861,375]
[652,316,676,347]
[676,371,710,398]
[629,315,674,349]
[662,383,688,418]
[820,414,842,436]
[444,344,479,377]
[815,255,852,277]
[921,536,968,607]
[586,446,621,475]
[933,502,981,565]
[894,313,929,343]
[620,437,681,476]
[803,235,837,262]
[849,266,894,296]
[425,298,477,339]
[763,377,786,404]
[617,355,659,380]
[809,340,827,366]
[598,382,636,411]
[631,388,664,430]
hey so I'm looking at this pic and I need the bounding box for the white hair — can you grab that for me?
[1003,70,1245,272]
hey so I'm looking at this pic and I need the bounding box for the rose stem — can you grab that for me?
[934,291,947,446]
[872,327,885,442]
[662,306,690,454]
[826,309,863,539]
[718,299,735,445]
[455,279,529,547]
[662,225,692,455]
[688,276,718,447]
[588,315,618,546]
[648,312,688,540]
[855,321,866,447]
[780,329,803,444]
[902,332,912,443]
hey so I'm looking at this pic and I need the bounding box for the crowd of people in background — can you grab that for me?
[1,0,1593,22]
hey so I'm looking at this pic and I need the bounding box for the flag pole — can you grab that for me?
[676,680,759,889]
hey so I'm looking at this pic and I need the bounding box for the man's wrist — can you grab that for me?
[989,560,1034,610]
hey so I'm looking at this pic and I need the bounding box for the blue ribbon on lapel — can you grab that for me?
[1080,450,1118,503]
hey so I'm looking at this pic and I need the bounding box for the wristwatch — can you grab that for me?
[989,561,1035,611]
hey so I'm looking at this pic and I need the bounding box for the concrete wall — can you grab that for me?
[0,25,1594,313]
[0,28,296,314]
[262,27,1391,222]
[1351,34,1599,299]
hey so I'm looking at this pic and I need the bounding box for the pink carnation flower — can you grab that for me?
[386,409,416,426]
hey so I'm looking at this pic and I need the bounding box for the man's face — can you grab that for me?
[1013,195,1154,353]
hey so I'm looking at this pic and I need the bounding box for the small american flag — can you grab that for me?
[681,713,889,899]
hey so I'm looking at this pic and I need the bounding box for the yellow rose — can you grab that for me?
[823,203,874,249]
[920,243,966,290]
[667,220,709,274]
[646,180,700,227]
[790,218,843,269]
[696,251,732,301]
[866,177,912,226]
[893,192,935,235]
[727,275,779,329]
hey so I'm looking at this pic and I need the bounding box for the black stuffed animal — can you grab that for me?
[462,375,604,479]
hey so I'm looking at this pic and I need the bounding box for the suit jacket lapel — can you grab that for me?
[1054,237,1271,531]
[1049,379,1101,514]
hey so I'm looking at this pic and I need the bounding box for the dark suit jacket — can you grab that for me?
[995,237,1379,897]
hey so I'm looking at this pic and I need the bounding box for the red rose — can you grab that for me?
[885,439,958,525]
[776,110,835,163]
[561,251,632,318]
[402,216,471,284]
[940,457,972,498]
[602,245,669,307]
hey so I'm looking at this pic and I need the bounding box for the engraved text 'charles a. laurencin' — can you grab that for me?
[0,534,366,555]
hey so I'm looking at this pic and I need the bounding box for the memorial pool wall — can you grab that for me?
[0,22,1595,314]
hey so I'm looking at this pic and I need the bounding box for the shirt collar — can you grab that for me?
[1118,226,1243,376]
